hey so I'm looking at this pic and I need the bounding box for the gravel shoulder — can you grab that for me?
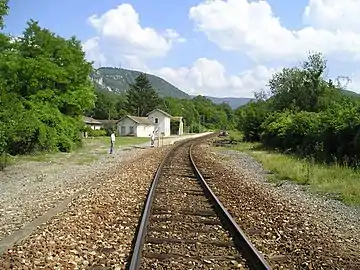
[0,145,169,269]
[193,141,360,269]
[218,149,360,240]
[0,144,146,242]
[0,134,209,245]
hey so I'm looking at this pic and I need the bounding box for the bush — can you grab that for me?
[88,129,107,137]
[1,100,84,155]
[236,52,360,167]
[260,105,360,166]
[236,101,269,142]
[261,111,322,154]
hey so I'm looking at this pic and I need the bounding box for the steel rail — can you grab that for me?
[127,138,195,270]
[127,134,271,270]
[189,141,272,270]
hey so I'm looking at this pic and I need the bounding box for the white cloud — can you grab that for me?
[83,3,184,67]
[154,58,275,97]
[81,1,360,98]
[303,0,360,31]
[82,37,107,66]
[189,0,360,62]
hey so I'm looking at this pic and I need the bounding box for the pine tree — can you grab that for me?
[125,73,161,116]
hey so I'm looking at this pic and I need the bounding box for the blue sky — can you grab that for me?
[5,0,360,97]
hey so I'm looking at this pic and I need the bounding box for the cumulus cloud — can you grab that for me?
[189,0,360,62]
[82,37,107,66]
[81,0,360,98]
[153,58,276,97]
[83,3,184,67]
[303,0,360,31]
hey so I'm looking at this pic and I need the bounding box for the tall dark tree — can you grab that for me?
[87,90,127,120]
[125,73,161,116]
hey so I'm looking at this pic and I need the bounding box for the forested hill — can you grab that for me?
[91,67,252,108]
[204,96,253,108]
[91,67,359,108]
[91,67,190,99]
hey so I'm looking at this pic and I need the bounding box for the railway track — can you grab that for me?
[127,136,271,269]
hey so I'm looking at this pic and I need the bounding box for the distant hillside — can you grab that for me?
[203,96,253,109]
[90,67,360,110]
[342,89,360,98]
[91,67,190,99]
[91,67,253,108]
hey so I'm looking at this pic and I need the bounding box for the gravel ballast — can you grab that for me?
[141,141,248,269]
[193,140,360,269]
[0,146,169,269]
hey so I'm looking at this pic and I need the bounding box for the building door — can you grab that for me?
[120,126,126,135]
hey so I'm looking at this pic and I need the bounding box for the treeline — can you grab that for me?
[236,52,360,166]
[0,0,236,160]
[87,73,236,132]
[0,1,95,156]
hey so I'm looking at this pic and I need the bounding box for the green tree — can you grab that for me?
[125,73,161,116]
[0,0,8,29]
[0,13,95,155]
[11,20,96,115]
[268,52,342,113]
[236,51,360,166]
[236,100,269,141]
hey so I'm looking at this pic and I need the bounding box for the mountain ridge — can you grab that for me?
[90,67,359,109]
[90,67,252,108]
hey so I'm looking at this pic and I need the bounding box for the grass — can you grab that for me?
[95,136,149,146]
[5,136,150,167]
[217,131,360,206]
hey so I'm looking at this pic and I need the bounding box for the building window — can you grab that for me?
[129,126,134,134]
[155,118,159,124]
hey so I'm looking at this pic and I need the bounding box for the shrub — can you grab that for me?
[236,101,269,142]
[88,129,107,137]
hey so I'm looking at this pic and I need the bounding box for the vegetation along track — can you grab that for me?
[127,136,271,270]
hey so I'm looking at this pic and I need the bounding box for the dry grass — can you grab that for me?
[219,131,360,206]
[7,136,150,166]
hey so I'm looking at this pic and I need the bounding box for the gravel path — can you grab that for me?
[193,141,360,269]
[0,147,147,242]
[0,146,169,269]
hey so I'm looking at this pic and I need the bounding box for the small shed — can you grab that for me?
[117,115,155,137]
[83,116,103,130]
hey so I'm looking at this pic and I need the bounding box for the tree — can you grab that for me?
[0,0,8,29]
[86,90,127,120]
[254,89,270,101]
[11,20,96,116]
[235,100,269,141]
[268,52,341,113]
[0,13,96,155]
[125,73,161,116]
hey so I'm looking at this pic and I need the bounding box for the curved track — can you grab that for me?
[127,136,271,270]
